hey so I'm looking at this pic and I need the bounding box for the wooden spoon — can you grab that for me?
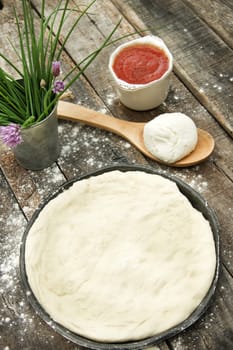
[58,101,214,167]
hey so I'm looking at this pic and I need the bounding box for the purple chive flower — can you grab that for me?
[52,61,61,77]
[52,80,65,94]
[0,123,22,148]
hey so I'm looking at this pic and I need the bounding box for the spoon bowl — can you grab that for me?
[58,101,214,167]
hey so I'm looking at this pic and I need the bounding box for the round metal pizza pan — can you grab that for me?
[20,164,220,350]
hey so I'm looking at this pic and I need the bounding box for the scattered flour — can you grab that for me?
[106,92,116,105]
[0,204,37,348]
[169,168,209,194]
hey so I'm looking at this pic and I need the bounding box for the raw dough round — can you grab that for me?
[25,171,216,342]
[143,113,198,163]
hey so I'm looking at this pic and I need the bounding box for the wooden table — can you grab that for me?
[0,1,233,349]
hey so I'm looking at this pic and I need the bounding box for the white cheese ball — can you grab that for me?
[143,112,198,163]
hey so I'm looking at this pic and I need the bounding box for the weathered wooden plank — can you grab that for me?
[0,178,38,350]
[182,0,233,49]
[112,0,233,138]
[0,146,67,219]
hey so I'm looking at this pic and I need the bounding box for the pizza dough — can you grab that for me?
[25,171,216,342]
[143,113,198,163]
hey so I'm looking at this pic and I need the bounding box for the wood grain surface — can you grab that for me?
[183,0,233,49]
[0,1,233,349]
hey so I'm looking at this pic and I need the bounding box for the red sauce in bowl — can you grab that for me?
[113,44,169,85]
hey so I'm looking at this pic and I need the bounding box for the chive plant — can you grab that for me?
[0,0,130,147]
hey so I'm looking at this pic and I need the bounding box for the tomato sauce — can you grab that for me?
[113,44,169,84]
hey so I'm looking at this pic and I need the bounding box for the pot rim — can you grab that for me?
[20,104,57,131]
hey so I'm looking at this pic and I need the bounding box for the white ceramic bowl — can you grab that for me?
[109,36,173,111]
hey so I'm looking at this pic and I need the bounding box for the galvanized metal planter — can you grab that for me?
[14,106,60,170]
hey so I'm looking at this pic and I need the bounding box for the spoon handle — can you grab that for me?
[57,101,215,168]
[57,101,139,140]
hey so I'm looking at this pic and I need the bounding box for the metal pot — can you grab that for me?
[14,105,60,170]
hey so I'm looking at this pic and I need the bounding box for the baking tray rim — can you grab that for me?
[19,164,220,350]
